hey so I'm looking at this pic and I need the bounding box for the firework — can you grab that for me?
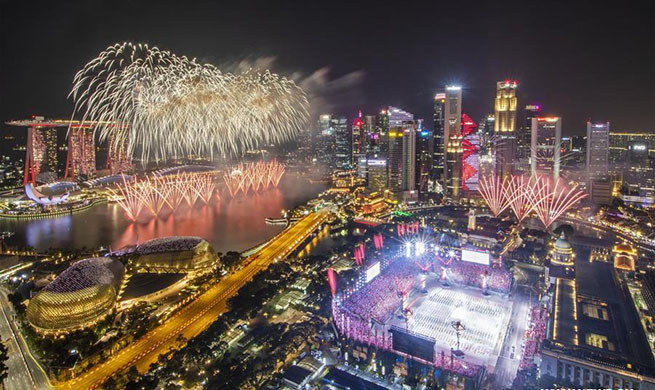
[70,43,309,162]
[108,172,218,221]
[223,160,285,197]
[478,173,587,228]
[531,176,587,229]
[477,174,511,216]
[506,175,540,222]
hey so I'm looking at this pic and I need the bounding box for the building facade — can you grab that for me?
[432,92,446,189]
[531,117,562,179]
[493,80,518,179]
[586,121,610,181]
[444,86,463,199]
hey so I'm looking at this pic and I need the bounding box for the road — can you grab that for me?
[0,291,51,390]
[55,209,330,390]
[494,294,530,389]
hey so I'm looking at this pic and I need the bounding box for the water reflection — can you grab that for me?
[0,176,326,253]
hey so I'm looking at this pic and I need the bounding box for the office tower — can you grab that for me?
[388,106,414,126]
[432,92,446,186]
[608,131,655,205]
[494,80,518,179]
[377,109,389,155]
[386,109,416,199]
[518,104,540,161]
[531,117,562,178]
[401,120,417,194]
[461,114,480,192]
[65,128,96,180]
[316,114,336,169]
[387,126,404,196]
[608,131,655,163]
[351,111,367,168]
[416,126,432,194]
[363,115,378,156]
[332,116,350,170]
[478,114,495,137]
[366,158,387,192]
[444,86,463,199]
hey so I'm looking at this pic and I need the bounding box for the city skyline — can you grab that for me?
[1,1,654,134]
[1,3,655,390]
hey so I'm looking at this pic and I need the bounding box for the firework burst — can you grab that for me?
[108,172,218,221]
[223,160,285,197]
[531,176,588,229]
[477,174,511,216]
[70,42,309,162]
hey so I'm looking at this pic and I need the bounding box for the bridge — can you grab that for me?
[54,208,331,390]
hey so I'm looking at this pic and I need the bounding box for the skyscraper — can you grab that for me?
[387,126,404,196]
[461,114,480,192]
[432,92,446,187]
[351,111,367,169]
[332,116,350,170]
[316,114,336,169]
[363,115,377,156]
[366,158,387,192]
[65,128,96,180]
[401,121,417,194]
[494,80,518,179]
[531,117,562,179]
[385,107,416,199]
[416,126,432,194]
[586,121,610,180]
[518,104,540,163]
[444,86,462,199]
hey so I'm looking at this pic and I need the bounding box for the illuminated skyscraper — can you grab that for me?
[586,121,610,180]
[518,104,540,162]
[351,111,367,168]
[531,117,561,179]
[363,115,378,156]
[444,86,462,199]
[65,128,96,180]
[432,92,446,187]
[416,126,432,194]
[377,109,389,155]
[385,107,416,199]
[461,114,480,192]
[401,120,417,194]
[332,116,350,170]
[493,80,518,179]
[366,158,387,192]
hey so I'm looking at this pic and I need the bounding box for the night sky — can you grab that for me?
[1,0,653,134]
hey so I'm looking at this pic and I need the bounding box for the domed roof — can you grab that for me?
[43,257,124,293]
[554,232,572,253]
[135,236,204,255]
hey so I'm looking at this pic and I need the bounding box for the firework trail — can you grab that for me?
[478,173,586,228]
[107,172,218,221]
[70,43,309,162]
[477,174,511,216]
[223,160,285,197]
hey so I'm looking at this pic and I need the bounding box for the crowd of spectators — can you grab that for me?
[434,261,512,293]
[519,304,548,369]
[341,260,416,323]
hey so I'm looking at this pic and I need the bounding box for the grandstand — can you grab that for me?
[333,241,528,378]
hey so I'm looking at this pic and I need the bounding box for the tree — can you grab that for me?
[0,339,8,385]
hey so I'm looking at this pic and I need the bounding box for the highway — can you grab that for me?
[54,208,330,390]
[0,291,51,390]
